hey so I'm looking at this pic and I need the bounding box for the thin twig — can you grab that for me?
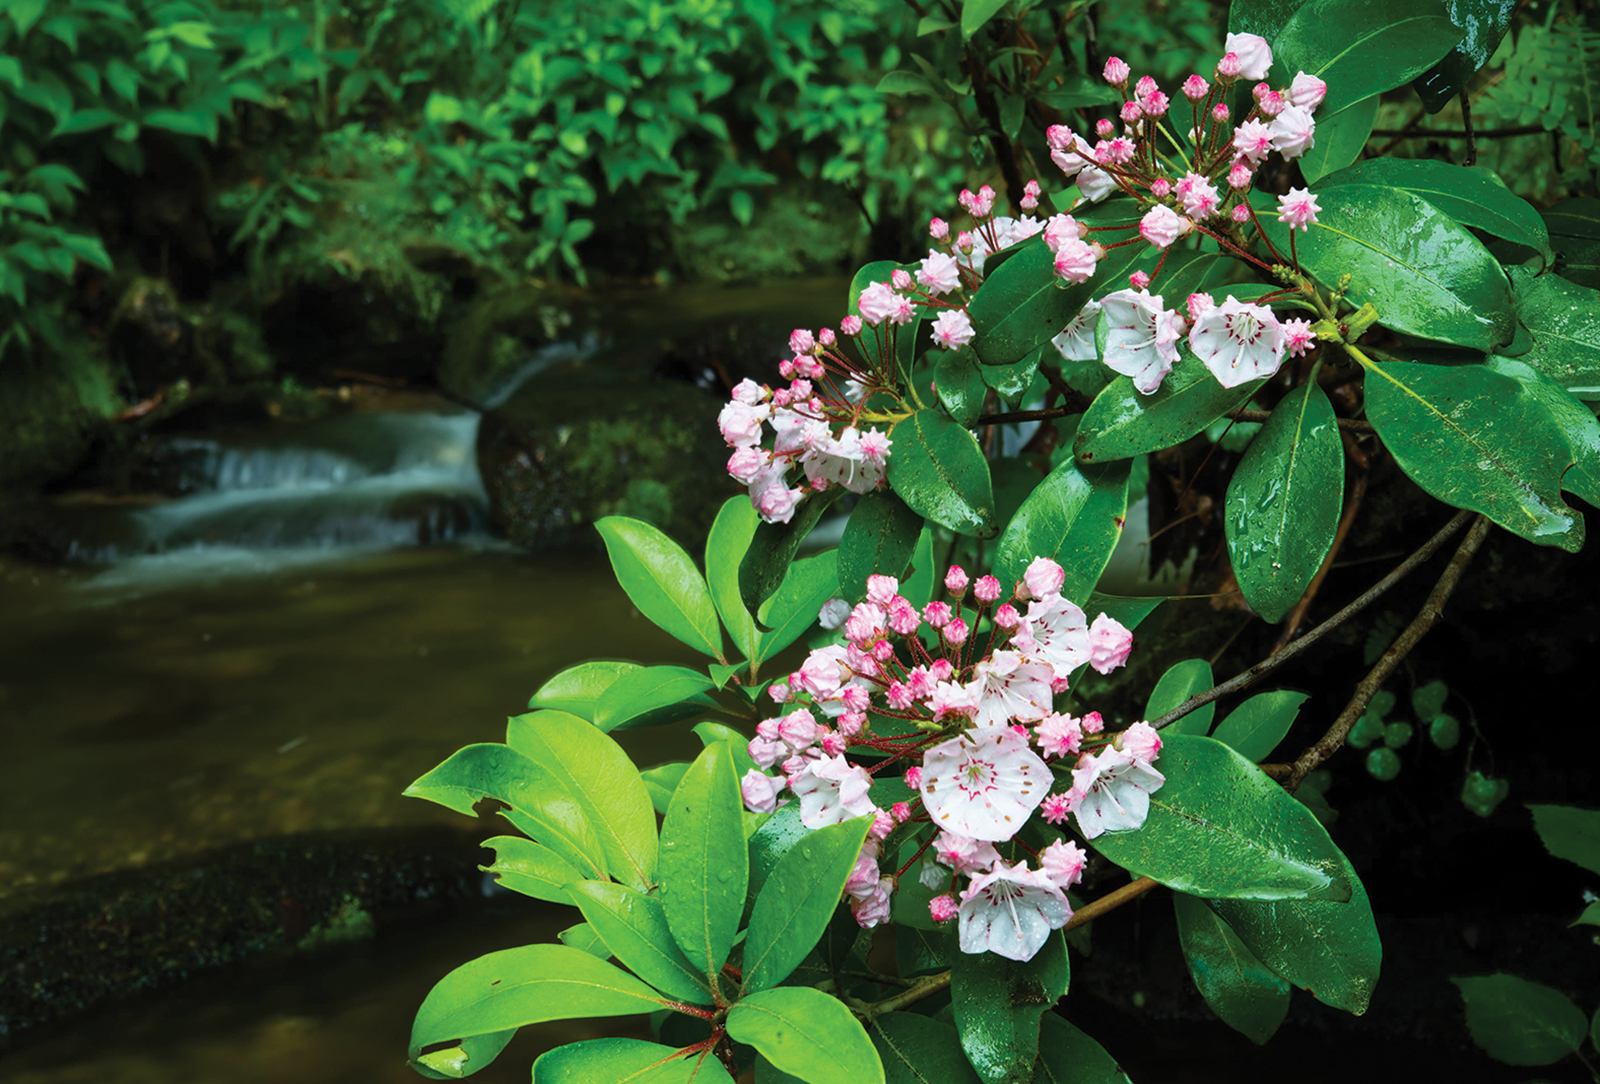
[1272,473,1367,653]
[864,969,951,1016]
[1287,514,1491,787]
[1461,91,1477,167]
[976,406,1072,424]
[1369,124,1547,139]
[1228,407,1373,434]
[1151,510,1474,730]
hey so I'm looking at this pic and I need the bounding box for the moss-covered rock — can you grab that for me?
[0,350,121,494]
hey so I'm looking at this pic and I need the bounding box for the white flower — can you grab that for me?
[1188,295,1287,388]
[918,249,962,296]
[1052,301,1102,362]
[1067,746,1166,839]
[1012,594,1092,682]
[958,860,1073,961]
[1224,32,1273,81]
[1269,105,1316,159]
[933,830,1002,874]
[965,649,1055,728]
[931,309,976,351]
[1076,165,1117,202]
[1100,288,1184,395]
[790,753,877,829]
[921,729,1051,842]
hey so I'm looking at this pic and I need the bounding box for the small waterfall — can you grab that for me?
[77,410,494,587]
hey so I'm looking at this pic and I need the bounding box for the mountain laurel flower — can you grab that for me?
[1012,594,1092,680]
[930,894,960,923]
[1094,137,1136,165]
[1087,613,1134,674]
[1100,288,1184,394]
[1256,87,1287,118]
[958,860,1074,961]
[945,565,970,597]
[929,216,950,240]
[1129,270,1151,290]
[1118,720,1163,763]
[791,753,877,829]
[1284,316,1316,357]
[1149,178,1172,198]
[1224,32,1273,80]
[1289,71,1328,111]
[1035,712,1085,758]
[934,829,1002,874]
[1180,175,1222,219]
[1187,292,1215,321]
[1233,119,1276,164]
[891,268,913,291]
[1068,746,1167,839]
[818,597,851,630]
[1040,839,1088,890]
[1103,56,1130,86]
[851,877,894,928]
[1227,160,1254,189]
[1077,165,1117,202]
[965,649,1055,729]
[1022,555,1066,600]
[727,446,769,485]
[1139,204,1189,249]
[1231,203,1252,224]
[921,728,1052,842]
[932,309,976,351]
[1270,105,1316,159]
[974,575,1002,603]
[789,329,816,356]
[857,281,899,326]
[1215,51,1243,81]
[840,314,863,336]
[1183,73,1209,100]
[1277,186,1322,231]
[1120,99,1145,124]
[1143,90,1171,117]
[741,769,783,814]
[1190,295,1287,388]
[1213,102,1231,122]
[1021,178,1041,210]
[1043,213,1083,251]
[1053,238,1101,284]
[1051,300,1102,361]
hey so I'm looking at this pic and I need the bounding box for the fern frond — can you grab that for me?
[1479,19,1600,165]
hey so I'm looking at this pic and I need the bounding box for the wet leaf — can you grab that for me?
[839,489,925,601]
[1091,735,1353,901]
[935,350,989,427]
[480,836,582,904]
[706,497,760,661]
[870,1013,981,1084]
[1544,198,1600,289]
[726,987,884,1084]
[740,488,845,616]
[1323,158,1550,260]
[887,408,997,537]
[1361,359,1583,550]
[1504,268,1600,400]
[1034,1014,1130,1083]
[742,816,873,994]
[1075,355,1262,464]
[1297,95,1378,185]
[953,931,1069,1084]
[1173,894,1290,1045]
[1146,658,1215,736]
[660,742,748,979]
[1273,0,1464,117]
[755,551,839,665]
[1484,356,1600,508]
[1411,0,1517,112]
[533,1039,735,1083]
[993,451,1129,607]
[598,517,723,660]
[1224,382,1344,623]
[1210,691,1309,763]
[528,660,640,720]
[569,881,716,1005]
[590,666,718,733]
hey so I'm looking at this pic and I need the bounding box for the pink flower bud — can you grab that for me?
[929,894,959,923]
[942,618,969,646]
[1150,178,1172,198]
[945,564,970,596]
[1120,100,1144,124]
[1021,179,1041,211]
[974,575,1002,603]
[1212,102,1230,122]
[904,765,924,790]
[1187,292,1215,321]
[817,327,836,347]
[1129,270,1151,290]
[891,801,911,823]
[1143,91,1171,117]
[891,268,913,290]
[1182,74,1209,101]
[923,601,953,628]
[789,328,816,356]
[993,603,1020,631]
[1228,161,1253,189]
[1095,118,1115,138]
[840,315,863,336]
[839,710,866,736]
[871,638,895,662]
[1258,89,1286,118]
[929,216,950,240]
[1102,56,1130,87]
[1289,71,1328,111]
[1135,75,1158,99]
[1231,203,1251,223]
[1082,710,1105,734]
[1216,52,1242,82]
[956,230,975,254]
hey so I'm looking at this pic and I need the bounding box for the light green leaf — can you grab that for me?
[876,70,940,97]
[1210,691,1308,763]
[1361,359,1583,550]
[960,0,1008,38]
[727,987,884,1084]
[660,742,748,980]
[1091,735,1352,901]
[1224,382,1344,623]
[887,408,997,538]
[480,835,582,904]
[755,551,839,665]
[1452,973,1588,1065]
[591,665,718,733]
[642,762,690,815]
[597,516,724,660]
[506,710,658,890]
[534,1038,735,1083]
[743,816,872,994]
[569,881,715,1005]
[707,497,759,661]
[559,922,611,958]
[529,660,641,720]
[1172,894,1290,1045]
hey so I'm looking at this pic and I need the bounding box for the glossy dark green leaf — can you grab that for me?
[1224,382,1344,623]
[1205,848,1380,1014]
[707,497,760,661]
[1297,95,1378,185]
[1228,0,1310,37]
[506,710,659,889]
[887,408,997,538]
[409,946,666,1074]
[968,205,1144,368]
[1322,159,1551,260]
[896,923,953,978]
[980,347,1044,402]
[726,987,885,1084]
[740,489,845,616]
[1172,894,1290,1045]
[1452,974,1588,1065]
[746,803,810,908]
[1146,659,1215,736]
[1544,198,1600,289]
[1505,268,1600,399]
[528,660,640,719]
[591,666,718,733]
[935,350,990,427]
[598,517,723,660]
[755,551,840,665]
[839,490,925,602]
[1034,1014,1131,1084]
[994,451,1130,607]
[952,931,1069,1084]
[1484,356,1600,507]
[660,742,748,979]
[743,816,872,994]
[480,836,582,904]
[1075,357,1262,465]
[1412,0,1518,112]
[1091,736,1352,901]
[1210,691,1309,763]
[1255,185,1513,351]
[533,1038,735,1084]
[1085,592,1165,632]
[1528,803,1600,877]
[569,880,716,1005]
[902,524,937,608]
[403,744,605,881]
[871,1013,982,1084]
[1362,359,1583,550]
[1272,0,1463,117]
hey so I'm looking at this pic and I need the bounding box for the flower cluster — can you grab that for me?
[739,557,1166,962]
[1047,33,1329,393]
